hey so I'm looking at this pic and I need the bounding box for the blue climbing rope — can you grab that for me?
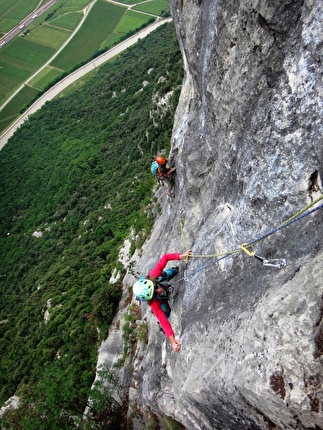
[247,202,323,247]
[172,200,323,285]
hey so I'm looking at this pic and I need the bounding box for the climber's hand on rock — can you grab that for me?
[180,250,192,260]
[171,340,181,352]
[169,336,181,352]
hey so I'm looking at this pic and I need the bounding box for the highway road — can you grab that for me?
[0,0,59,48]
[0,18,172,151]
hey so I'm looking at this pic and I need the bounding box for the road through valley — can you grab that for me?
[0,18,171,150]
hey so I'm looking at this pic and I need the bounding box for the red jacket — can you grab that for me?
[148,253,181,338]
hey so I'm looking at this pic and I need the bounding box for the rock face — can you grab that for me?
[105,1,323,429]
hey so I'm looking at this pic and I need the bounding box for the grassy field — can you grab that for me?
[48,11,84,30]
[50,1,127,70]
[0,85,39,132]
[101,10,154,50]
[133,0,169,15]
[116,0,145,4]
[0,38,55,102]
[29,66,65,90]
[49,0,91,14]
[0,0,41,33]
[26,24,71,50]
[0,0,170,137]
[0,50,31,99]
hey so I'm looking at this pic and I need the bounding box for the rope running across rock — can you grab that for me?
[173,195,323,285]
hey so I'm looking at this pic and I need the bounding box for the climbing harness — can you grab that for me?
[173,195,323,285]
[157,175,164,186]
[155,268,176,299]
[155,282,174,300]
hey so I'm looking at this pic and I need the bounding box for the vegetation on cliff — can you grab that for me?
[0,22,183,429]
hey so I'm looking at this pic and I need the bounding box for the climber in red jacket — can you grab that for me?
[133,250,192,352]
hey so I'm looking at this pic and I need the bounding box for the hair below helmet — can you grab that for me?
[156,156,166,165]
[133,279,154,301]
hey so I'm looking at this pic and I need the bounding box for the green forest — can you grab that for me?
[0,22,183,429]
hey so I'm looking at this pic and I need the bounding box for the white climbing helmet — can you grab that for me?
[133,278,154,301]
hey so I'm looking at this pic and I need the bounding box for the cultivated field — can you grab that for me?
[133,0,168,15]
[0,0,170,136]
[0,85,39,134]
[0,0,41,34]
[50,1,127,71]
[101,10,154,50]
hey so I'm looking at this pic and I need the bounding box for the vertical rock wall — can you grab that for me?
[129,0,323,428]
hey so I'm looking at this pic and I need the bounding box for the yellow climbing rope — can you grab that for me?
[172,194,323,284]
[279,194,323,227]
[179,218,191,262]
[182,194,323,259]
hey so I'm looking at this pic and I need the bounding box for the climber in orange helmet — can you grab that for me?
[155,155,176,197]
[156,156,166,165]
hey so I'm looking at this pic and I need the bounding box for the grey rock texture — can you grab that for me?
[103,0,323,429]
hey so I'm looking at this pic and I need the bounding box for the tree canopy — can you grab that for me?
[0,22,183,429]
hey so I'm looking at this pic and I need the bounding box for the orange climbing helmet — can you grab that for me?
[156,156,166,165]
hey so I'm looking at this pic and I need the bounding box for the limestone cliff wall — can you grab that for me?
[104,1,323,429]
